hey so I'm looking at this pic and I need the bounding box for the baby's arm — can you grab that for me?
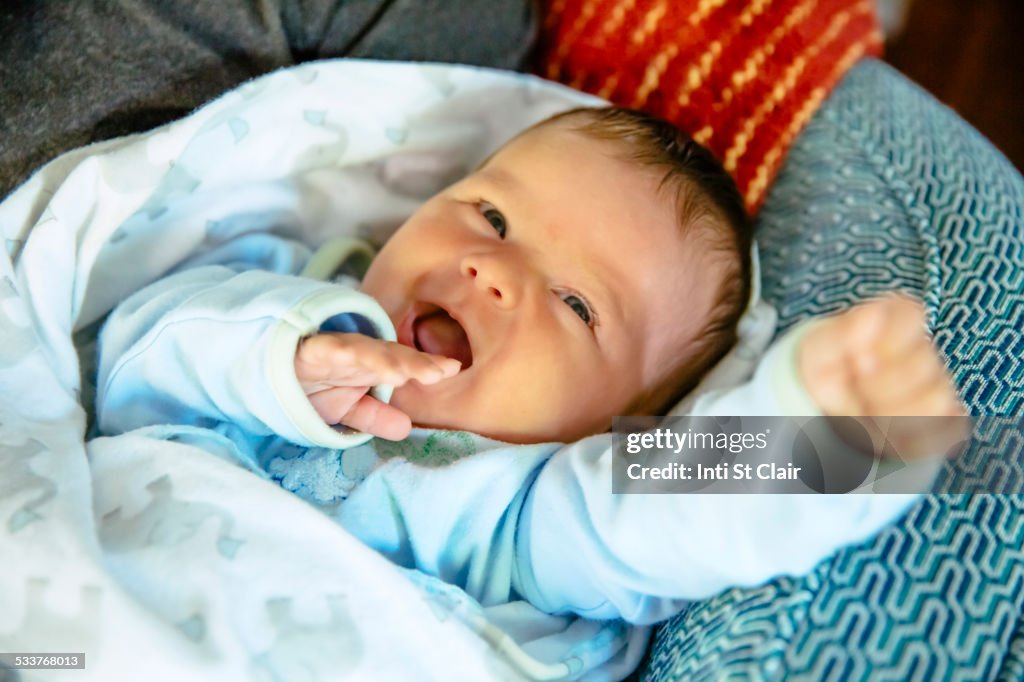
[514,295,964,623]
[685,294,966,459]
[96,234,410,447]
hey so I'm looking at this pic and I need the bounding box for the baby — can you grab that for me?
[96,106,964,645]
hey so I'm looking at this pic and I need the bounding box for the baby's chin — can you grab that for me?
[386,383,493,440]
[387,372,614,444]
[389,386,596,445]
[389,382,451,430]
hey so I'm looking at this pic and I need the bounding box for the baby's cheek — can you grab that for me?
[390,380,480,433]
[516,374,612,441]
[388,383,426,422]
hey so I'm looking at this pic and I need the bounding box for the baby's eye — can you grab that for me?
[561,292,595,327]
[479,202,507,239]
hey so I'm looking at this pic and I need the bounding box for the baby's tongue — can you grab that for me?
[414,310,472,368]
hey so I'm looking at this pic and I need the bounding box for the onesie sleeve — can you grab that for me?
[512,323,939,624]
[683,318,821,416]
[95,234,395,449]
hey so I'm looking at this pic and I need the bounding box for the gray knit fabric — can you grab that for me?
[0,0,538,198]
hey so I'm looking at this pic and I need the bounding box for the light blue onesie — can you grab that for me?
[95,232,927,677]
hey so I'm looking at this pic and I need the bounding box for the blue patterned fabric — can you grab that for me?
[641,59,1024,681]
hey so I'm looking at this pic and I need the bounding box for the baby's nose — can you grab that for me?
[460,256,517,309]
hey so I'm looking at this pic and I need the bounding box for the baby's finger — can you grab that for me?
[857,349,948,412]
[307,385,373,425]
[340,394,413,441]
[872,295,930,363]
[798,320,865,415]
[892,374,965,417]
[391,346,462,385]
[841,296,923,374]
[877,412,971,460]
[355,339,461,386]
[305,334,460,387]
[295,334,395,389]
[805,360,865,416]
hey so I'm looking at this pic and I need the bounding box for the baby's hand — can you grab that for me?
[797,295,968,458]
[294,333,460,441]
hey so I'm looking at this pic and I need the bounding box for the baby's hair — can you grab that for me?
[534,106,754,414]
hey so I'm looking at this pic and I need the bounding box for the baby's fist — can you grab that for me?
[798,295,963,417]
[294,333,460,441]
[797,295,967,457]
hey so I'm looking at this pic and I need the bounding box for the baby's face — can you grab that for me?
[361,124,716,443]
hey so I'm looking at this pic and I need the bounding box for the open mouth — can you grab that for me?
[411,304,473,369]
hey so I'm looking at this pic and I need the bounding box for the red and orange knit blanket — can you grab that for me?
[536,0,882,213]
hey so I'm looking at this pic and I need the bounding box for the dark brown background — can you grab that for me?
[884,0,1023,172]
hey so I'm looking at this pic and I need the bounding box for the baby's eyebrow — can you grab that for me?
[476,165,521,192]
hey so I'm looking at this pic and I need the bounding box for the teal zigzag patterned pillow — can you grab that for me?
[642,59,1024,681]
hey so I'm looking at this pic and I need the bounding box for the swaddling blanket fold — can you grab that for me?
[0,59,613,681]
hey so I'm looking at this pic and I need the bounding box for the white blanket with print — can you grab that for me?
[0,60,619,681]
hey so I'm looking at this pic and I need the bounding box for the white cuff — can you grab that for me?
[764,319,823,416]
[266,286,396,448]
